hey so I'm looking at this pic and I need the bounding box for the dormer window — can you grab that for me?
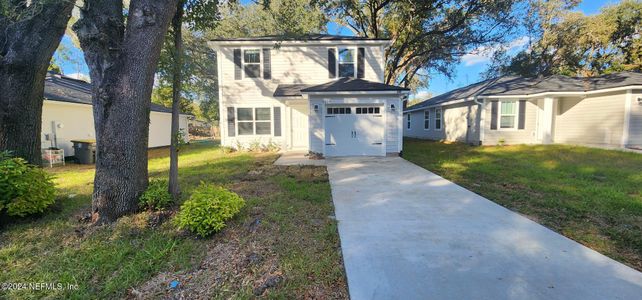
[243,49,261,78]
[338,48,355,77]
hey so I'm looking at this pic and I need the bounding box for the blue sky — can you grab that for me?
[55,0,620,99]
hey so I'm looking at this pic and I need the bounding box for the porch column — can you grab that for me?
[542,97,556,144]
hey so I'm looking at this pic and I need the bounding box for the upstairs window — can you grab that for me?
[243,49,261,78]
[499,100,517,129]
[338,48,355,77]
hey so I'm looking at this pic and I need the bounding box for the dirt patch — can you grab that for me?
[130,164,347,299]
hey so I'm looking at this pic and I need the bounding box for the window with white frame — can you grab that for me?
[435,108,442,130]
[407,113,411,129]
[237,107,271,135]
[243,49,261,78]
[424,109,430,130]
[499,100,517,129]
[338,47,355,77]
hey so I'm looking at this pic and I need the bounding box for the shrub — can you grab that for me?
[0,151,56,217]
[139,179,173,211]
[174,183,245,237]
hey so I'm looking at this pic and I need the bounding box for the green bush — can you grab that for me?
[0,151,56,217]
[139,179,173,211]
[174,183,245,237]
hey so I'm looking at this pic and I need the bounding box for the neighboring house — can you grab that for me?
[208,34,409,157]
[404,72,642,150]
[42,73,190,156]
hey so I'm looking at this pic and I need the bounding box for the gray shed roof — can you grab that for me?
[300,78,410,93]
[210,34,389,42]
[45,74,180,114]
[407,71,642,111]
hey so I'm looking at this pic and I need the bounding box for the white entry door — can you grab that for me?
[325,106,385,156]
[290,103,309,149]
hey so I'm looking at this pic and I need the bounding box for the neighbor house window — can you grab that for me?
[407,113,411,129]
[243,49,261,78]
[237,107,271,135]
[435,108,442,130]
[499,100,517,129]
[338,48,355,77]
[424,109,430,130]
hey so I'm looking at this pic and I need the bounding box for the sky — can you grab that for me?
[55,0,621,100]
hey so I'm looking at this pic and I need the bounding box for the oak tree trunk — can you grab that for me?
[169,2,184,201]
[0,1,75,164]
[74,0,179,223]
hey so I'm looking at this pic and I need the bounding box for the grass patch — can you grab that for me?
[0,141,346,299]
[403,138,642,271]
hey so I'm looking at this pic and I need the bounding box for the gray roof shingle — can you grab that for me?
[300,78,410,93]
[45,74,179,114]
[407,71,642,111]
[273,84,312,97]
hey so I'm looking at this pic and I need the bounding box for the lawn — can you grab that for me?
[403,138,642,271]
[0,141,347,299]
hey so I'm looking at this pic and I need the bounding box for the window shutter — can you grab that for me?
[490,101,498,130]
[262,48,271,79]
[328,48,336,78]
[227,107,236,137]
[357,47,365,78]
[273,107,281,136]
[518,100,526,129]
[233,49,242,80]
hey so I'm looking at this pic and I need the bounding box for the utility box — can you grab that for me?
[71,140,96,164]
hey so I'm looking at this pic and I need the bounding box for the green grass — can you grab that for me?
[0,141,346,299]
[403,138,642,270]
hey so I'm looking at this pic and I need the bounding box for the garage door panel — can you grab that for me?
[325,106,384,157]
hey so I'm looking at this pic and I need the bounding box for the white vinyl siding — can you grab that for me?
[403,102,479,144]
[484,99,537,145]
[554,92,626,147]
[628,89,642,147]
[217,43,388,150]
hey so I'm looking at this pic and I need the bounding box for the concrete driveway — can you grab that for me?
[326,157,642,300]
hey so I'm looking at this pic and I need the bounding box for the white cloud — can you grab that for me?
[65,72,90,82]
[411,90,432,100]
[461,36,530,66]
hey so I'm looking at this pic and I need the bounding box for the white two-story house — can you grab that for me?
[209,34,409,156]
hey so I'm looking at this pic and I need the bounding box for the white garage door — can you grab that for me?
[325,106,384,156]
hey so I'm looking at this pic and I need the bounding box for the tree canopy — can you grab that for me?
[322,0,519,91]
[483,0,642,78]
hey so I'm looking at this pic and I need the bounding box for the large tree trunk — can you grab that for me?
[0,1,75,164]
[74,0,179,223]
[169,2,184,201]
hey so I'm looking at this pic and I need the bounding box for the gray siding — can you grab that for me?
[628,90,642,147]
[483,99,538,145]
[554,92,625,147]
[403,102,481,144]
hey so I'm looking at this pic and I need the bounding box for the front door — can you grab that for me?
[325,106,385,156]
[290,103,309,149]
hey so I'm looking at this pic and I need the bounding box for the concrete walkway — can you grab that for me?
[326,157,642,300]
[273,151,325,166]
